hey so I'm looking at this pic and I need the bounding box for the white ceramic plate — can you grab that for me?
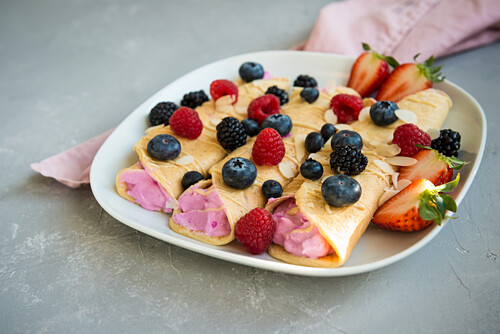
[90,51,486,277]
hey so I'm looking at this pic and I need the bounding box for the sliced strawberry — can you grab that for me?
[399,148,466,186]
[376,54,444,102]
[372,176,460,232]
[347,43,399,98]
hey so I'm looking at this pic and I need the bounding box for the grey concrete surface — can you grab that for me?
[1,0,499,333]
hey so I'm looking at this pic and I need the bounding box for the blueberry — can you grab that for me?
[241,118,260,137]
[182,171,204,190]
[300,158,324,180]
[262,180,283,199]
[305,132,324,153]
[239,62,265,83]
[261,114,292,137]
[331,130,363,150]
[320,123,337,141]
[300,87,320,103]
[222,157,257,189]
[147,134,181,161]
[369,101,399,126]
[321,175,361,207]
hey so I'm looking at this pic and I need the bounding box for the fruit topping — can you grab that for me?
[376,54,444,102]
[431,129,461,157]
[331,130,363,150]
[372,176,459,232]
[320,123,337,141]
[210,79,238,103]
[221,157,257,189]
[149,102,178,126]
[305,132,324,153]
[330,144,368,175]
[369,101,399,126]
[300,158,324,180]
[330,94,364,124]
[216,117,247,152]
[300,87,320,103]
[321,174,362,207]
[181,171,204,190]
[265,85,289,105]
[239,62,265,83]
[241,118,260,137]
[261,114,292,137]
[169,107,203,139]
[392,124,431,157]
[180,90,209,109]
[247,94,281,125]
[399,147,466,186]
[252,128,286,166]
[235,208,276,255]
[147,134,181,161]
[347,43,399,97]
[293,74,318,88]
[262,179,283,199]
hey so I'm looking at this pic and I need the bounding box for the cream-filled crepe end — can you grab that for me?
[116,78,289,212]
[266,89,452,268]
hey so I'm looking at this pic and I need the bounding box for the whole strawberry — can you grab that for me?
[169,107,203,139]
[252,128,286,165]
[235,208,276,254]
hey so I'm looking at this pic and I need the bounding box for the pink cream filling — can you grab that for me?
[172,184,231,237]
[271,199,334,259]
[119,164,174,213]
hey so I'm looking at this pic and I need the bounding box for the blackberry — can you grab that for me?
[148,102,178,126]
[216,117,247,152]
[330,144,368,176]
[180,90,209,109]
[265,86,289,105]
[431,129,461,157]
[293,75,317,88]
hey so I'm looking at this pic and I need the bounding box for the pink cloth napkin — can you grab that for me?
[32,0,500,188]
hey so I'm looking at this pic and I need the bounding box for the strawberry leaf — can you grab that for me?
[440,193,457,212]
[361,42,400,68]
[362,43,371,51]
[434,195,446,218]
[436,174,460,193]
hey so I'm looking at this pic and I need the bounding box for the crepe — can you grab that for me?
[169,86,362,245]
[266,89,452,267]
[116,78,289,211]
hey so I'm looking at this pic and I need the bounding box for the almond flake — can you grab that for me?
[211,118,221,126]
[326,79,337,94]
[375,143,401,157]
[324,110,338,124]
[395,109,418,124]
[279,161,295,179]
[358,106,371,122]
[378,189,400,207]
[362,97,376,107]
[396,179,412,191]
[374,159,395,174]
[294,134,307,161]
[427,128,441,140]
[335,124,353,131]
[386,156,417,167]
[175,155,194,166]
[392,172,399,189]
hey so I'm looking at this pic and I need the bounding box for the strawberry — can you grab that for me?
[347,43,399,98]
[372,176,459,232]
[399,147,467,186]
[376,54,444,102]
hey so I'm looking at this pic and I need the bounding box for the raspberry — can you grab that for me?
[392,124,431,157]
[252,128,286,166]
[247,94,281,125]
[210,79,238,104]
[180,90,209,109]
[330,94,364,124]
[169,107,203,139]
[235,208,276,255]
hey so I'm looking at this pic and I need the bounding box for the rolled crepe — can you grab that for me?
[266,89,452,267]
[116,78,289,212]
[170,86,361,245]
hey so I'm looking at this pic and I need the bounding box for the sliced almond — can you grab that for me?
[396,179,412,191]
[294,134,307,161]
[427,128,441,140]
[392,172,399,189]
[386,156,417,167]
[378,189,400,207]
[335,123,353,131]
[211,118,220,126]
[374,159,395,174]
[358,106,371,122]
[362,97,376,107]
[326,79,337,94]
[324,110,338,124]
[279,161,295,179]
[395,109,418,124]
[375,143,401,157]
[175,155,194,166]
[384,133,394,144]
